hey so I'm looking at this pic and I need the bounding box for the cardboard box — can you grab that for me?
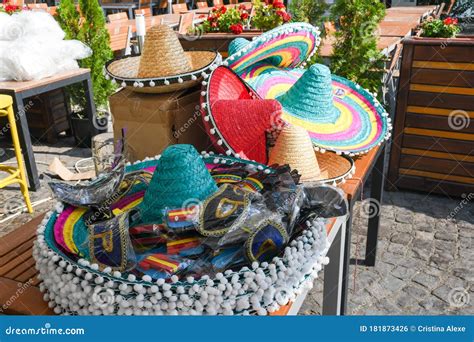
[110,87,213,162]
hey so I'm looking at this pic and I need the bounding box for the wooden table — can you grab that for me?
[379,21,416,37]
[0,69,96,191]
[0,213,347,315]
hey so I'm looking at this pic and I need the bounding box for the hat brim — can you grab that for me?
[239,63,391,155]
[201,66,272,162]
[226,23,321,74]
[105,51,221,93]
[312,151,354,185]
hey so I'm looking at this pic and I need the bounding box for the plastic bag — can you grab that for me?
[0,11,91,81]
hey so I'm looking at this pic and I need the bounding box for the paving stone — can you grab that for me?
[381,274,405,292]
[381,251,405,266]
[434,231,457,241]
[432,285,453,303]
[387,242,407,255]
[452,268,474,282]
[419,297,448,311]
[390,232,412,245]
[394,222,412,233]
[391,265,417,279]
[367,282,391,301]
[411,239,432,261]
[412,272,440,290]
[415,231,434,240]
[394,293,416,309]
[403,285,429,299]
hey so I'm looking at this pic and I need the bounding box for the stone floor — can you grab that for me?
[1,137,473,315]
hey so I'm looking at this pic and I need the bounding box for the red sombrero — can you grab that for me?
[200,66,283,164]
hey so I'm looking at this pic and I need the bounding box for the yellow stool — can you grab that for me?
[0,94,33,213]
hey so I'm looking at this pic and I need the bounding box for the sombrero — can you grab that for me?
[201,65,284,164]
[268,124,354,185]
[105,25,221,93]
[225,25,391,155]
[225,22,321,74]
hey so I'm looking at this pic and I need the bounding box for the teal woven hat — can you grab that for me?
[269,63,390,155]
[138,145,218,224]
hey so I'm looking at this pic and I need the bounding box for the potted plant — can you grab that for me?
[56,0,115,147]
[252,0,291,32]
[419,16,461,38]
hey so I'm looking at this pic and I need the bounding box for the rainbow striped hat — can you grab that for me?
[225,24,391,155]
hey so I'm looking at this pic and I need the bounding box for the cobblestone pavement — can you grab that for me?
[1,139,473,315]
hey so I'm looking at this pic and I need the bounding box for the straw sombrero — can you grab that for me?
[225,22,321,74]
[201,65,284,164]
[105,25,221,93]
[269,124,354,185]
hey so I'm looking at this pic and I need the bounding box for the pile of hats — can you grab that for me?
[34,144,341,315]
[200,22,391,186]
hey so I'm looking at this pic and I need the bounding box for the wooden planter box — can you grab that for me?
[388,36,474,197]
[179,31,262,56]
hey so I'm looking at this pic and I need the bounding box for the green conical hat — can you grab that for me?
[138,144,218,223]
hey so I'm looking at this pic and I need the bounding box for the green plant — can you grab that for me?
[56,0,115,112]
[252,0,291,31]
[288,0,328,28]
[330,0,386,94]
[420,17,460,38]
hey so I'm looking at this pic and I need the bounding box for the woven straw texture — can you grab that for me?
[269,125,324,182]
[137,25,192,78]
[138,145,218,223]
[277,64,339,123]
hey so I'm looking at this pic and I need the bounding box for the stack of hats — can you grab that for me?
[105,25,221,93]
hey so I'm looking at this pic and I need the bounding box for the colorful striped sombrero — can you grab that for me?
[233,62,391,155]
[225,22,321,74]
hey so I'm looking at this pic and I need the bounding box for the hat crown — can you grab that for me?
[228,37,250,57]
[137,25,192,78]
[269,125,322,182]
[139,144,217,223]
[277,64,339,124]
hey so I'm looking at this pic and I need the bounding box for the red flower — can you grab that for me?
[211,21,218,28]
[273,1,285,9]
[283,12,291,22]
[220,5,226,13]
[240,12,249,20]
[238,4,246,10]
[230,23,243,34]
[443,17,458,25]
[276,10,284,17]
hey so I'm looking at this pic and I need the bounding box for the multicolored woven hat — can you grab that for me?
[225,22,321,74]
[138,144,218,224]
[201,65,284,164]
[105,25,221,93]
[268,124,354,185]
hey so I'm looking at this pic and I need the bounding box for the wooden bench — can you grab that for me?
[0,214,53,315]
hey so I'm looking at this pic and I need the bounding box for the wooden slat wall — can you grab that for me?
[388,37,474,197]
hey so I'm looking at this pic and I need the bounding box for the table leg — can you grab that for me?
[82,76,97,146]
[129,7,134,19]
[365,145,386,267]
[322,219,346,315]
[339,200,353,315]
[11,93,41,191]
